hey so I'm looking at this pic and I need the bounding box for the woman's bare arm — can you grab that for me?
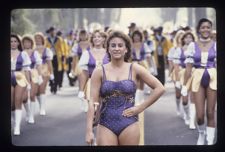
[135,63,165,111]
[86,68,102,133]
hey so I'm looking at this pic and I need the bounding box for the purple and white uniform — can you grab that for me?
[185,41,217,92]
[11,51,31,87]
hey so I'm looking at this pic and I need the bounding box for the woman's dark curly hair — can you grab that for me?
[78,29,89,42]
[105,31,132,62]
[11,33,23,51]
[131,29,144,43]
[181,32,195,46]
[196,18,212,35]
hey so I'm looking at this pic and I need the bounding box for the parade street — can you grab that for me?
[12,72,199,146]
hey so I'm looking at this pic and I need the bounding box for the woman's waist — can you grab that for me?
[101,95,135,107]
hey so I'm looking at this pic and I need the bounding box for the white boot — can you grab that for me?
[197,124,206,145]
[28,101,35,124]
[23,101,30,122]
[183,104,190,125]
[206,127,215,145]
[135,89,144,106]
[38,94,46,115]
[189,103,196,129]
[14,109,22,135]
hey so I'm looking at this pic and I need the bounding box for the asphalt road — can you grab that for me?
[12,72,211,146]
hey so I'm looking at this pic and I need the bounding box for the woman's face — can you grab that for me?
[11,37,19,50]
[108,37,127,60]
[93,32,103,46]
[35,35,43,45]
[23,39,32,49]
[184,34,194,45]
[79,33,87,41]
[199,21,212,39]
[133,34,141,43]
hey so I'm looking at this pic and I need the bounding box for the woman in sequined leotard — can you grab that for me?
[85,31,165,145]
[182,18,217,145]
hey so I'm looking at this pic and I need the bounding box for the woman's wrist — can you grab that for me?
[137,103,146,113]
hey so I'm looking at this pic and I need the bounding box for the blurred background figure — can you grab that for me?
[128,22,137,38]
[152,26,171,86]
[65,30,77,86]
[45,26,64,94]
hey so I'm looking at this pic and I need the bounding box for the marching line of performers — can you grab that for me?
[11,18,217,146]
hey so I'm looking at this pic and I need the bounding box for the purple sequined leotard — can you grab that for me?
[98,63,138,136]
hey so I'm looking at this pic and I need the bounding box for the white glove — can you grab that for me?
[150,67,155,74]
[69,72,75,78]
[181,85,188,96]
[78,91,85,99]
[27,83,31,91]
[38,75,43,85]
[175,81,181,89]
[50,74,54,80]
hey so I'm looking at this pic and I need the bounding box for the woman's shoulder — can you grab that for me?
[92,65,104,77]
[132,62,142,71]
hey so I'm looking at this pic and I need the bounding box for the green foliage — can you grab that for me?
[11,9,36,36]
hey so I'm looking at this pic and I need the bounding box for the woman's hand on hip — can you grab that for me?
[122,105,143,117]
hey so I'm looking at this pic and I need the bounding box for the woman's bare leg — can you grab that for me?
[194,86,206,145]
[118,122,140,145]
[206,87,217,127]
[205,87,217,145]
[11,86,15,110]
[189,91,196,129]
[96,125,118,145]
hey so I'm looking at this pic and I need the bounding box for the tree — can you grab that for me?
[195,8,207,25]
[11,9,36,36]
[187,8,194,28]
[43,9,60,29]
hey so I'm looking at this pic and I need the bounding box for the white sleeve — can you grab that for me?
[78,50,89,71]
[46,48,53,60]
[167,47,175,61]
[149,41,154,53]
[21,51,31,71]
[184,42,195,64]
[173,47,181,64]
[71,44,79,56]
[34,51,42,65]
[144,43,151,57]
